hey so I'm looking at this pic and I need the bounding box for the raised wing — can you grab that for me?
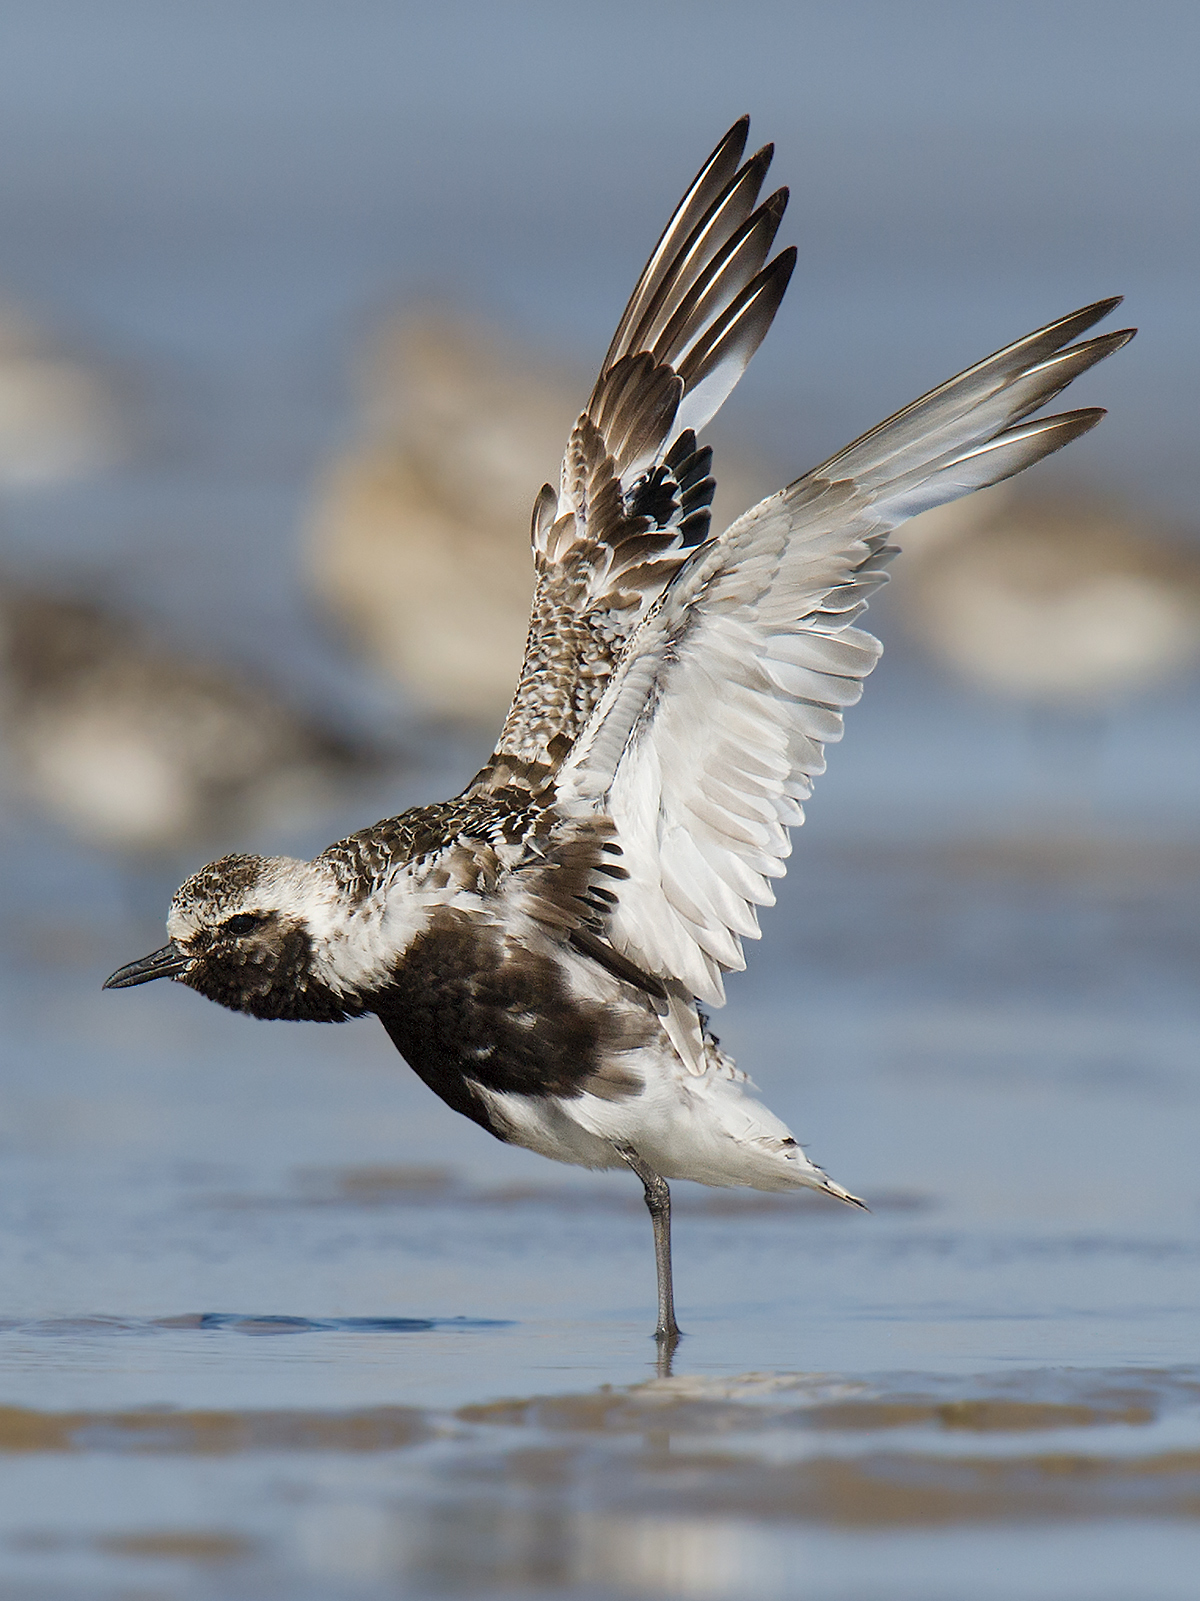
[473,117,794,793]
[553,300,1135,1013]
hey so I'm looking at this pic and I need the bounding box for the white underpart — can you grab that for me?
[305,866,495,999]
[473,1042,848,1195]
[470,935,856,1198]
[168,855,455,1001]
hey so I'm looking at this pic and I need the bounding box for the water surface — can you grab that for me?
[1,6,1199,1596]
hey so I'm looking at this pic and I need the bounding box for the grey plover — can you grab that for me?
[105,119,1133,1344]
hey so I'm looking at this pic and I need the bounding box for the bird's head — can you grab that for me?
[103,853,361,1021]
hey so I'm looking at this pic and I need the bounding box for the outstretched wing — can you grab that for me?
[473,117,794,793]
[552,299,1135,1014]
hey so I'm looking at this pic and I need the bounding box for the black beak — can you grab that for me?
[103,941,190,990]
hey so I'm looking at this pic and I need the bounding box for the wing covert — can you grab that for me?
[473,118,794,794]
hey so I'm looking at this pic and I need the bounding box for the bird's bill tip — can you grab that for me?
[103,942,189,990]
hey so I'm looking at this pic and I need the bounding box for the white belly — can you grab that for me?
[470,1034,850,1197]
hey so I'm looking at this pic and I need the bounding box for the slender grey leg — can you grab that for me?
[618,1146,681,1348]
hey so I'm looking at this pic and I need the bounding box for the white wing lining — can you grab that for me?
[553,301,1135,1017]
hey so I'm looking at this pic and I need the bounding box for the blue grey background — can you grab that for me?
[1,6,1199,1599]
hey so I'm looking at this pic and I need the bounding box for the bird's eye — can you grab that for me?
[225,913,265,937]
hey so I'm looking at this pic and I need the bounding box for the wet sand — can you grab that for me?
[3,822,1200,1597]
[2,1347,1200,1596]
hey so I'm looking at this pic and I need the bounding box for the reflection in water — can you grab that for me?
[297,1501,402,1588]
[570,1514,806,1598]
[656,1336,678,1380]
[2,1366,1199,1596]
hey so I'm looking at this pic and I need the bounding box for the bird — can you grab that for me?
[0,582,371,854]
[892,489,1200,705]
[0,299,126,486]
[104,118,1133,1348]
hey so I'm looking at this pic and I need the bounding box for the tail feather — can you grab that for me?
[819,1177,870,1211]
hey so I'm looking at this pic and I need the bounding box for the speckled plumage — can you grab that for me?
[483,124,790,781]
[105,118,1133,1342]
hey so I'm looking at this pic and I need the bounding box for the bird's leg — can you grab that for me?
[617,1146,681,1349]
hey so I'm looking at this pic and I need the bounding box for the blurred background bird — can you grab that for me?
[0,579,372,856]
[0,300,127,487]
[0,293,384,866]
[894,486,1200,707]
[307,305,1200,769]
[306,309,777,723]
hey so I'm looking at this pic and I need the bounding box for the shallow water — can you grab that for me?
[3,813,1200,1598]
[2,5,1200,1596]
